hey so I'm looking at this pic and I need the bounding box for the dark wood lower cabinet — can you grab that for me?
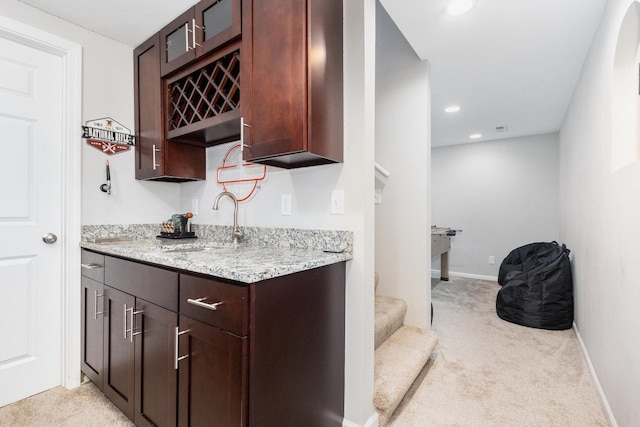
[177,315,247,427]
[81,249,346,426]
[102,286,178,427]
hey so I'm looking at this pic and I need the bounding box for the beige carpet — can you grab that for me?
[387,277,610,427]
[0,380,133,427]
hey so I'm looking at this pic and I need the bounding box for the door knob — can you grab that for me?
[42,233,58,244]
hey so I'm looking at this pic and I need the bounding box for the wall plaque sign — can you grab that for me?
[82,117,135,155]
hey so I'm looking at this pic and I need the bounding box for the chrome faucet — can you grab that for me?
[212,191,244,244]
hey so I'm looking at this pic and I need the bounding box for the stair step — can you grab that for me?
[374,296,407,350]
[374,325,438,426]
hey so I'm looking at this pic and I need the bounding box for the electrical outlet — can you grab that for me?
[374,188,382,205]
[489,256,495,265]
[281,194,292,216]
[331,190,344,215]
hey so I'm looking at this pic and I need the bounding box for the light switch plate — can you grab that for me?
[331,190,344,215]
[281,194,292,216]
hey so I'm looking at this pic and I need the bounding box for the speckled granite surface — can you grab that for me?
[80,224,352,284]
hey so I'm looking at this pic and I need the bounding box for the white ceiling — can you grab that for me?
[380,0,606,147]
[18,0,200,47]
[19,0,606,148]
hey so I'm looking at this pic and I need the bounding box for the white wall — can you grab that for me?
[559,0,640,425]
[1,0,182,226]
[181,143,351,230]
[375,4,431,329]
[431,134,559,279]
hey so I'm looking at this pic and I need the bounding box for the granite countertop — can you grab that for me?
[80,237,352,284]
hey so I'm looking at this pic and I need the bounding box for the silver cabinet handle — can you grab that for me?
[123,304,128,339]
[187,297,223,311]
[123,304,143,342]
[152,144,160,170]
[184,22,189,52]
[191,19,201,49]
[174,326,190,370]
[81,263,103,270]
[240,116,251,155]
[94,291,104,320]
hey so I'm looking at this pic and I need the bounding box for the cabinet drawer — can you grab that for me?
[81,250,105,282]
[180,275,247,336]
[105,256,179,312]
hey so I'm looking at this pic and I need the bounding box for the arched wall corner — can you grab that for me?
[611,0,640,171]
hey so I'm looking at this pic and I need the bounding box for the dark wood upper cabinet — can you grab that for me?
[160,0,242,77]
[241,0,344,168]
[134,34,206,182]
[134,0,344,181]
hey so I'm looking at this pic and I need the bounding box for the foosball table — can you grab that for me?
[431,226,462,281]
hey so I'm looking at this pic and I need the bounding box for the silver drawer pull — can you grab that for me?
[81,263,103,270]
[187,297,223,311]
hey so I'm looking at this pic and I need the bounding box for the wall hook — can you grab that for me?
[100,160,111,195]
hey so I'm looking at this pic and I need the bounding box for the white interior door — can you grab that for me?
[0,34,64,407]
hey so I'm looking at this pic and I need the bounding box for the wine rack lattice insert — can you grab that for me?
[168,50,240,131]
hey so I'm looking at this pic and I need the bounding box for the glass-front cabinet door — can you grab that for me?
[160,0,241,77]
[160,8,197,76]
[195,0,241,55]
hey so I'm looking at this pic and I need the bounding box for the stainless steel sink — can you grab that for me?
[160,243,233,253]
[162,247,208,253]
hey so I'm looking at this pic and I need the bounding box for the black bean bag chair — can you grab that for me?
[498,241,566,286]
[496,242,573,330]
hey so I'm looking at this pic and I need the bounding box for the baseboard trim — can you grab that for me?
[573,322,618,427]
[431,269,497,282]
[343,412,379,427]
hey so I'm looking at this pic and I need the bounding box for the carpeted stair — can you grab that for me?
[374,295,438,426]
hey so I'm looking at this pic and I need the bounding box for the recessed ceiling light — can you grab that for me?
[469,133,482,139]
[445,0,476,16]
[445,105,461,113]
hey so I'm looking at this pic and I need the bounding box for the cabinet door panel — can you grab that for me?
[195,0,241,55]
[81,277,104,389]
[242,0,307,160]
[160,8,197,76]
[103,286,135,420]
[178,315,246,427]
[134,33,206,181]
[134,34,163,180]
[134,299,178,427]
